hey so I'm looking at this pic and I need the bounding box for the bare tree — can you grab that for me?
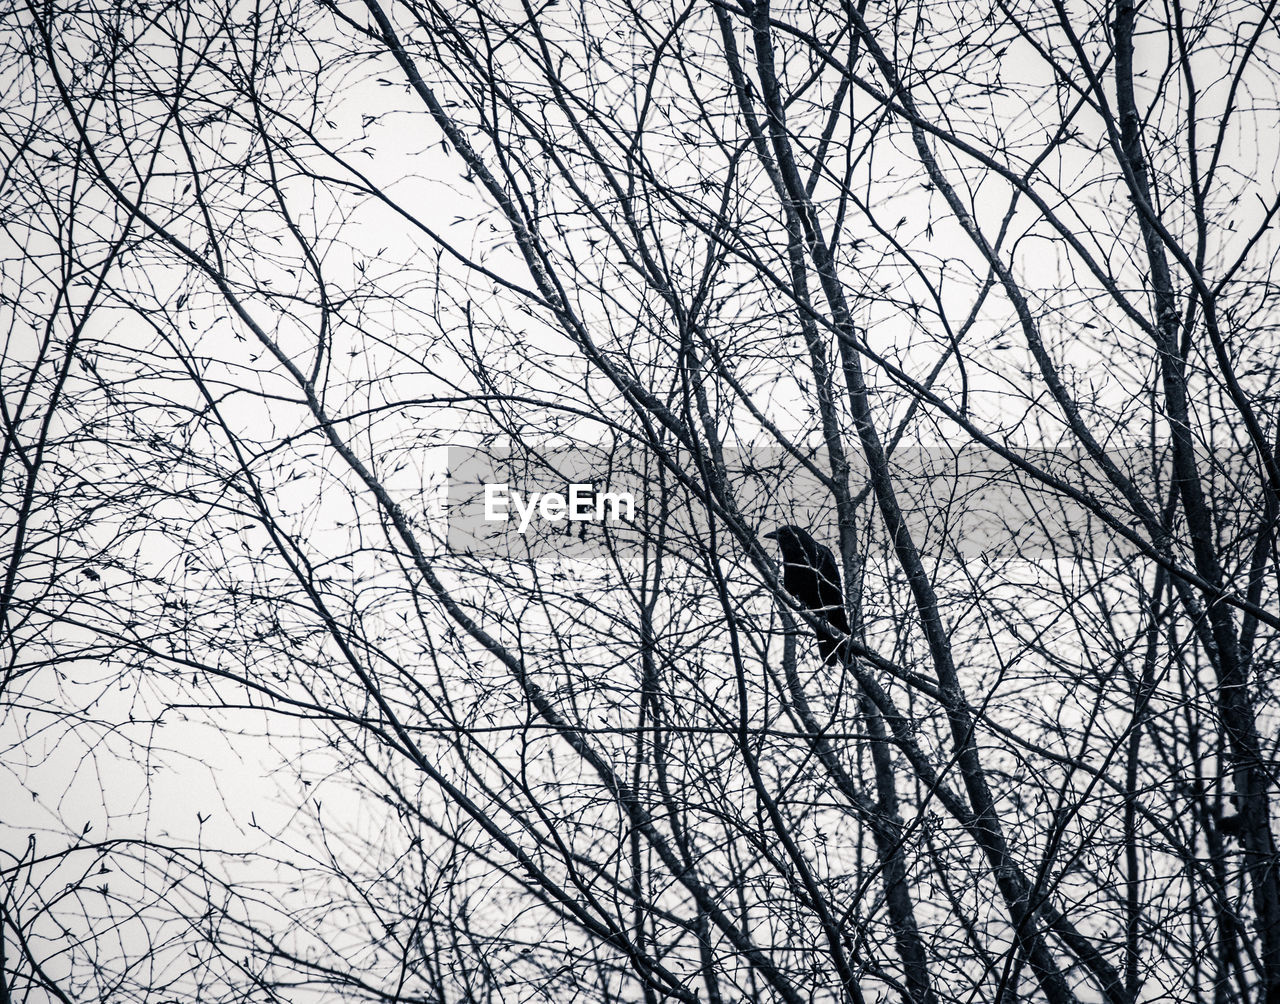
[3,0,1280,1001]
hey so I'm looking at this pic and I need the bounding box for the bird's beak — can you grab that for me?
[763,530,779,541]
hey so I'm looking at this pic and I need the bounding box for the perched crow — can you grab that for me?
[764,525,849,664]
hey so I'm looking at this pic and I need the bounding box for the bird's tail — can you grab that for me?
[817,630,847,666]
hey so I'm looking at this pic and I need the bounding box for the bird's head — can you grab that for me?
[763,525,805,546]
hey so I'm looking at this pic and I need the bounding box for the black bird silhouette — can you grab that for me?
[763,525,849,664]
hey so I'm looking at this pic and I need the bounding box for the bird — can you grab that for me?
[763,525,849,664]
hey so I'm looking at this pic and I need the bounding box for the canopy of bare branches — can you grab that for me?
[3,0,1280,1001]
